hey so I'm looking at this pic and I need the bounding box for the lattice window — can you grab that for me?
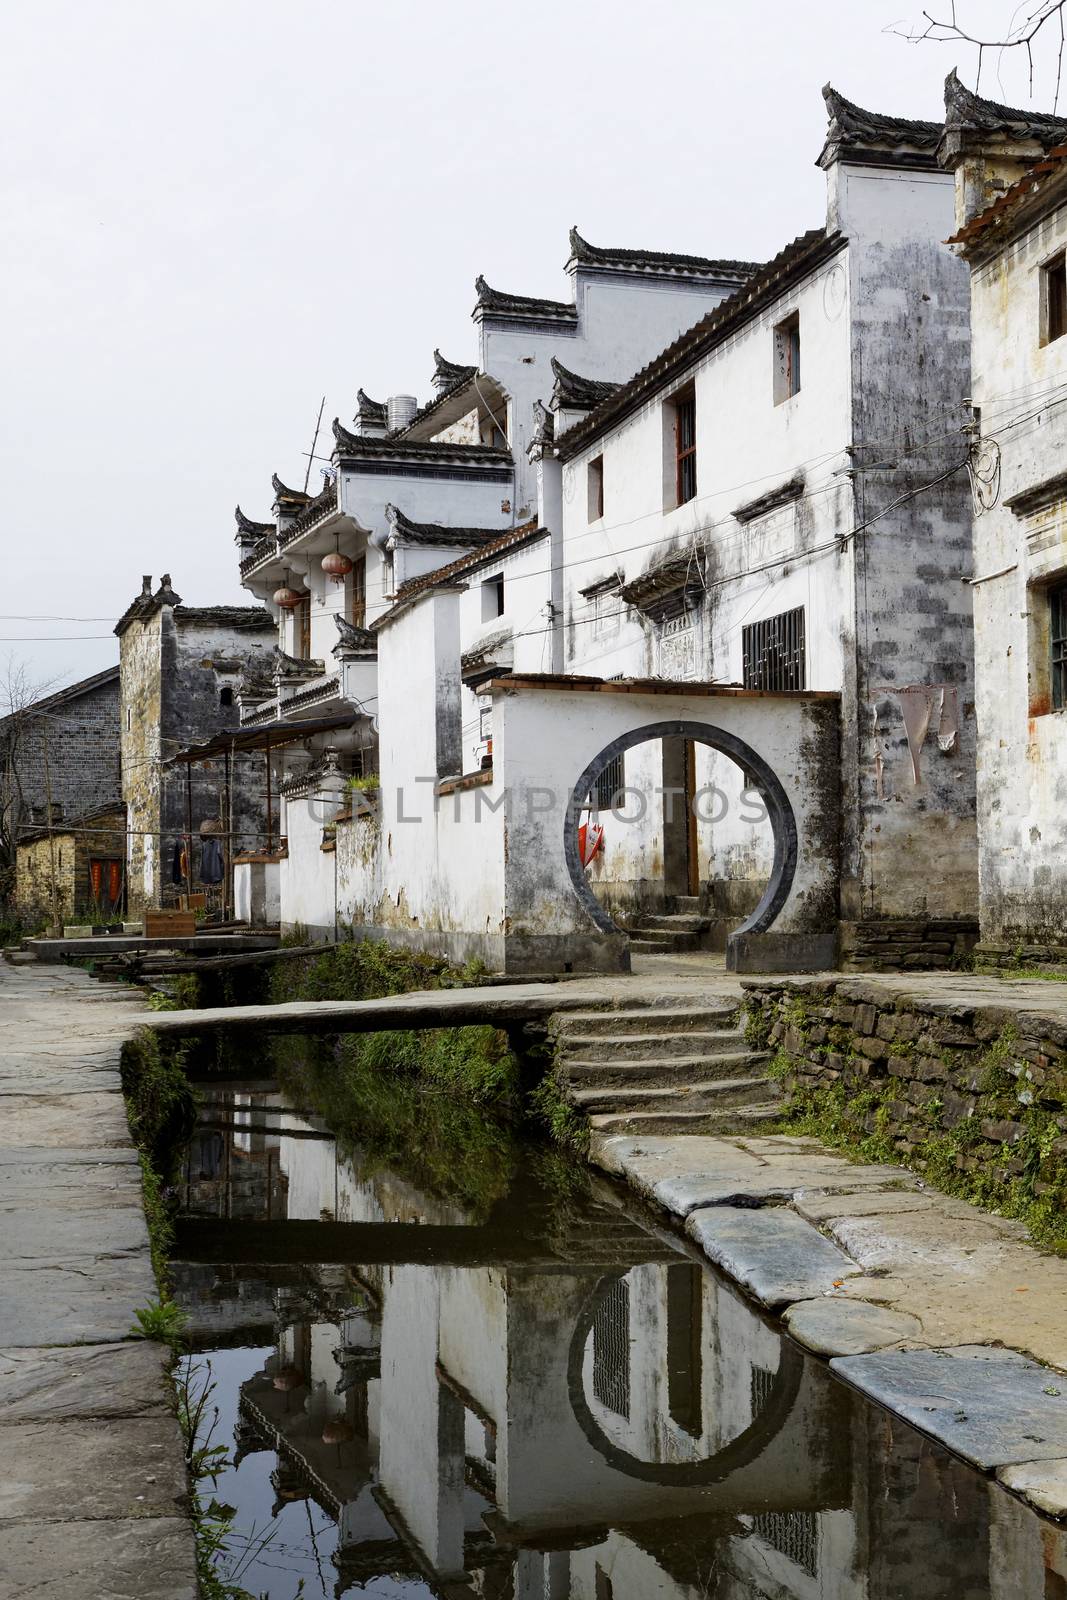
[750,1363,776,1417]
[742,607,806,693]
[751,1511,819,1578]
[592,1276,630,1417]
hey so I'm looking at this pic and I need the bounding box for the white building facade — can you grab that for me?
[942,75,1067,952]
[233,84,984,975]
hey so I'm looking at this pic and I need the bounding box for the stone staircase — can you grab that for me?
[627,894,711,955]
[551,998,780,1138]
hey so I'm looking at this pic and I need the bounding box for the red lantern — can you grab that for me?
[321,549,353,583]
[273,585,302,609]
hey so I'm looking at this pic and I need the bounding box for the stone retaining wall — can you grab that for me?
[744,977,1067,1223]
[975,941,1067,973]
[841,917,979,972]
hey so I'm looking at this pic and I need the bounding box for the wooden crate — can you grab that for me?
[143,911,197,939]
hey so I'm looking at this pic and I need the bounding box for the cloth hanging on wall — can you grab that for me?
[199,836,224,885]
[171,839,187,885]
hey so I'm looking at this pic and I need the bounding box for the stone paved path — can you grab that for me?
[592,1126,1067,1518]
[0,960,196,1600]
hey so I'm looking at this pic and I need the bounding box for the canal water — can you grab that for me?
[170,1075,1067,1599]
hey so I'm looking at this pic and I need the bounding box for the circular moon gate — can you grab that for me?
[567,1272,805,1486]
[563,719,799,939]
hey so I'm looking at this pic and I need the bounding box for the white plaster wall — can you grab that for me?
[480,269,743,513]
[968,202,1067,941]
[278,786,341,939]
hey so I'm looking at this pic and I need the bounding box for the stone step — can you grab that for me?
[554,1007,740,1037]
[588,1103,782,1138]
[572,1075,772,1117]
[560,1030,746,1063]
[671,896,702,914]
[564,1050,765,1088]
[631,914,708,932]
[629,936,701,953]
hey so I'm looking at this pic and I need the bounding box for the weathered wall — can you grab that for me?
[749,977,1067,1229]
[966,200,1067,942]
[120,603,273,911]
[1,671,120,853]
[14,807,126,923]
[836,161,978,926]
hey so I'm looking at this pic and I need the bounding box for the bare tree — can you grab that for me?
[891,2,1067,104]
[0,654,63,904]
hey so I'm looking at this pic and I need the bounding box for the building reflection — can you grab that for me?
[175,1087,1067,1600]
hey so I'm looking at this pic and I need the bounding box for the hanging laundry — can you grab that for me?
[936,685,960,754]
[199,835,224,885]
[895,687,939,784]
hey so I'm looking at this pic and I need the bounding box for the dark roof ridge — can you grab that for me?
[473,274,577,322]
[235,505,274,538]
[567,225,760,278]
[550,356,620,410]
[271,473,312,505]
[433,349,477,387]
[331,416,511,463]
[944,66,1067,141]
[173,604,274,631]
[391,366,482,438]
[356,388,387,422]
[555,228,845,460]
[384,503,506,547]
[821,83,941,148]
[947,140,1067,251]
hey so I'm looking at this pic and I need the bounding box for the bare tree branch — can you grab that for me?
[888,2,1067,103]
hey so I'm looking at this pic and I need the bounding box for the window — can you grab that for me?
[591,752,625,811]
[219,686,233,708]
[592,1276,630,1417]
[297,594,311,659]
[350,555,366,629]
[1052,582,1067,710]
[673,390,697,506]
[1043,253,1067,345]
[481,574,505,621]
[588,454,605,522]
[773,312,801,402]
[666,1263,703,1437]
[742,607,806,692]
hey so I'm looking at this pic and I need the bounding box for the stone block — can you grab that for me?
[685,1205,861,1309]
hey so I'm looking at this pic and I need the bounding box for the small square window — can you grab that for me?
[588,454,605,522]
[1051,582,1067,709]
[219,686,234,707]
[481,574,505,621]
[773,313,801,403]
[1044,254,1067,345]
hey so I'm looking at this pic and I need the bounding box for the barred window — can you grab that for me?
[592,1276,630,1417]
[751,1511,819,1578]
[742,607,806,692]
[591,752,625,811]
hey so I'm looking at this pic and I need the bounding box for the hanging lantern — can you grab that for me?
[273,570,303,610]
[321,534,353,585]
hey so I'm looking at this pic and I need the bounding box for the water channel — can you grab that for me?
[169,1066,1067,1599]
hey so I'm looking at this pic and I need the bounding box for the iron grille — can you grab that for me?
[592,752,625,812]
[1052,583,1067,710]
[742,607,806,693]
[750,1363,776,1417]
[592,1276,631,1417]
[751,1511,820,1578]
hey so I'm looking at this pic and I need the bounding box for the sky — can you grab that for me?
[1,0,1057,695]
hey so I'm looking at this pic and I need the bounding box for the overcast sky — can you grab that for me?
[1,1,1053,694]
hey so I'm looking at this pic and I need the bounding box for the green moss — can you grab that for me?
[765,1049,794,1083]
[743,1002,771,1052]
[529,1069,591,1154]
[119,1028,196,1299]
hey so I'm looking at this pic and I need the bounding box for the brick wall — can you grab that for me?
[3,674,120,841]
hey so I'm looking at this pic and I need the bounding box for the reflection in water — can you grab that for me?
[172,1083,1067,1600]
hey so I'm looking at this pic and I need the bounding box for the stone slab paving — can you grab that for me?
[591,1124,1067,1517]
[0,960,196,1599]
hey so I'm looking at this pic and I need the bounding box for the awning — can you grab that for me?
[167,710,362,765]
